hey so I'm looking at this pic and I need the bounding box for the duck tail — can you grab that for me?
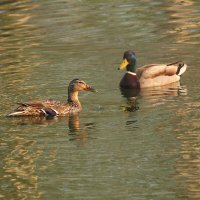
[7,108,58,117]
[7,103,29,117]
[7,111,27,117]
[176,63,187,76]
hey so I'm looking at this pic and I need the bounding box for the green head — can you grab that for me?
[118,50,137,72]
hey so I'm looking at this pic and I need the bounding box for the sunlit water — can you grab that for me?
[0,0,200,199]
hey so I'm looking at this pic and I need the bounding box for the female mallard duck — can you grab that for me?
[118,50,187,89]
[7,79,97,117]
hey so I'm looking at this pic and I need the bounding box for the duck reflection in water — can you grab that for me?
[15,115,58,126]
[139,81,187,103]
[120,87,140,112]
[120,81,187,112]
[13,114,94,142]
[68,114,95,142]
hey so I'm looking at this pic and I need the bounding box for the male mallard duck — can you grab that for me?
[7,79,97,117]
[118,50,187,89]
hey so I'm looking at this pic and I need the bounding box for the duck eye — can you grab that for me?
[78,81,85,85]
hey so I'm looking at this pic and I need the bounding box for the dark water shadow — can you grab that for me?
[67,114,96,142]
[140,82,187,104]
[120,86,140,112]
[7,114,96,142]
[120,81,187,112]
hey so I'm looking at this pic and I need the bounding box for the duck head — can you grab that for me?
[68,79,97,93]
[118,50,137,72]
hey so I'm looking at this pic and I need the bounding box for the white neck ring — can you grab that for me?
[126,71,136,76]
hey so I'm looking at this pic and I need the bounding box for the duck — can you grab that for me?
[118,50,187,89]
[7,79,97,117]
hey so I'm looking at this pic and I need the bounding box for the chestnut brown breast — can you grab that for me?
[120,73,140,89]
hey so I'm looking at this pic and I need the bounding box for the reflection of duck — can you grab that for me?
[11,113,94,141]
[68,114,92,142]
[118,50,187,89]
[120,87,140,99]
[16,116,58,126]
[8,79,97,117]
[121,97,139,112]
[68,114,80,132]
[120,82,187,112]
[120,87,140,112]
[140,82,187,100]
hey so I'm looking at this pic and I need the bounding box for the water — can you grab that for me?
[0,0,200,199]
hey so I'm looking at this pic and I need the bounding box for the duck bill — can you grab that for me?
[118,58,129,70]
[85,86,98,93]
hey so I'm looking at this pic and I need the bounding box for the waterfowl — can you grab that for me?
[7,79,97,117]
[118,50,187,89]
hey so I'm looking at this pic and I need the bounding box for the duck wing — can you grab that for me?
[8,100,60,117]
[136,61,186,79]
[16,102,45,109]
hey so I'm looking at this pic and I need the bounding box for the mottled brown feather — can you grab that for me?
[8,79,96,117]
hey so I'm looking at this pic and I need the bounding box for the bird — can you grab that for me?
[7,79,97,117]
[118,50,187,89]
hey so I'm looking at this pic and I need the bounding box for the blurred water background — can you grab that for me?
[0,0,200,199]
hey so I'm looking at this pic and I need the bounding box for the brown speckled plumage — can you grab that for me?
[8,79,97,117]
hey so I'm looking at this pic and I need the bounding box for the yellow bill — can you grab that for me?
[119,58,129,70]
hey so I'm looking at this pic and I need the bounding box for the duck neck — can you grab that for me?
[67,90,81,108]
[126,57,137,73]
